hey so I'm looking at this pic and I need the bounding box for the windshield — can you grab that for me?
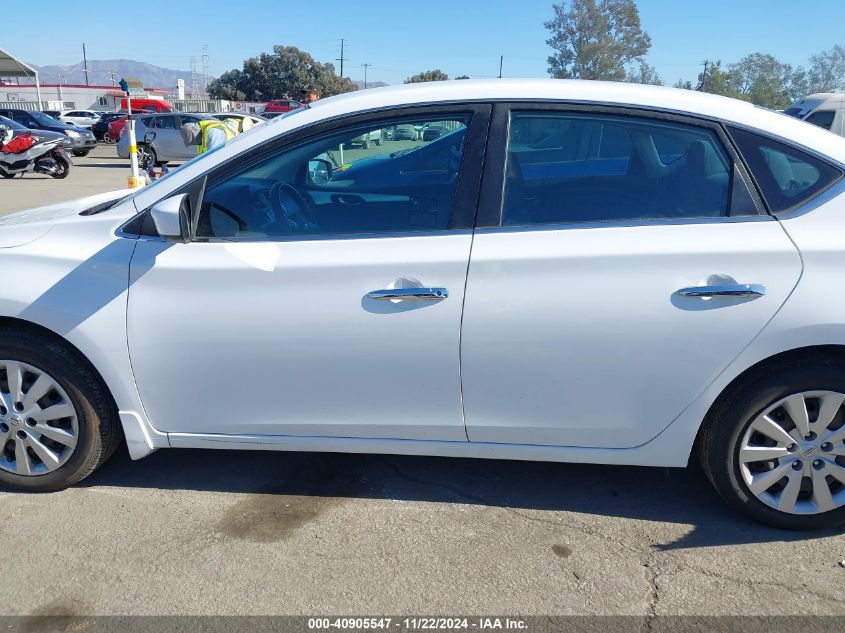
[0,115,26,130]
[30,111,67,126]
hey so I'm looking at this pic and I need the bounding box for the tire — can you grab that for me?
[362,140,370,150]
[137,145,155,171]
[72,150,89,157]
[50,154,70,179]
[0,171,14,179]
[0,326,122,491]
[698,356,845,530]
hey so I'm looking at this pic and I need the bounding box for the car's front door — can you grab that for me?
[148,115,180,159]
[127,105,489,440]
[461,105,803,448]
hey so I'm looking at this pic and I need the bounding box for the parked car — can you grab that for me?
[42,110,63,121]
[421,125,446,142]
[785,93,845,136]
[263,99,301,113]
[349,128,382,148]
[116,112,219,164]
[207,112,267,131]
[0,108,96,156]
[60,110,101,128]
[258,111,288,120]
[4,80,845,531]
[0,115,72,151]
[393,124,418,140]
[92,113,125,141]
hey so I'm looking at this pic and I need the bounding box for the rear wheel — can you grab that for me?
[72,150,89,157]
[50,154,70,179]
[699,358,845,530]
[137,145,156,170]
[0,327,121,491]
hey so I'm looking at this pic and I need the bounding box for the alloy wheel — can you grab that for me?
[739,390,845,515]
[0,360,79,476]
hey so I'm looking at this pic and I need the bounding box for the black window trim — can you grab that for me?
[723,122,845,218]
[188,103,491,242]
[476,101,768,230]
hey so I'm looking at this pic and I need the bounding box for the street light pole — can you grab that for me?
[362,63,371,89]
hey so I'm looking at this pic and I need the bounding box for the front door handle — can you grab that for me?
[677,284,766,298]
[366,287,448,301]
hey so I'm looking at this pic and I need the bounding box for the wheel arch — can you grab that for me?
[0,316,120,417]
[695,344,845,448]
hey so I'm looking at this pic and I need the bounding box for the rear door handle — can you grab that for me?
[677,284,766,298]
[366,287,448,301]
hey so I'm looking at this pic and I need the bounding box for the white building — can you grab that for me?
[0,82,170,111]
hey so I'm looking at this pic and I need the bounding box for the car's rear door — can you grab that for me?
[127,104,490,440]
[460,104,802,448]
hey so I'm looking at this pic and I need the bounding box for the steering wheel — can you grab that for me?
[269,182,320,233]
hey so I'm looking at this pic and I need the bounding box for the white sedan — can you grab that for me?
[58,109,101,128]
[1,79,844,530]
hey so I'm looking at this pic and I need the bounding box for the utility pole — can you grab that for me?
[202,45,210,97]
[698,60,710,92]
[362,63,371,89]
[190,56,198,98]
[82,43,90,85]
[498,55,503,79]
[337,38,346,77]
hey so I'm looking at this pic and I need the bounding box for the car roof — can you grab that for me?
[295,78,845,162]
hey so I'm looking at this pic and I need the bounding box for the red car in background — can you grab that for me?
[106,109,154,142]
[262,99,301,113]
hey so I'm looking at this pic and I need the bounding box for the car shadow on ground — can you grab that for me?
[78,446,843,550]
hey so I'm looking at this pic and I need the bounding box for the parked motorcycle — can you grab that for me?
[0,125,72,179]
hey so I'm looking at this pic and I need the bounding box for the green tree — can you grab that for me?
[673,79,693,90]
[697,60,737,98]
[207,45,357,101]
[807,44,845,93]
[405,70,450,83]
[625,60,662,85]
[545,0,651,80]
[726,53,794,109]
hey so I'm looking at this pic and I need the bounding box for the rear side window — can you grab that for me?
[729,126,843,213]
[501,112,759,226]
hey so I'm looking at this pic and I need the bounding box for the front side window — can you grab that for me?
[729,126,843,213]
[805,110,836,131]
[502,112,756,226]
[155,115,177,130]
[197,114,471,239]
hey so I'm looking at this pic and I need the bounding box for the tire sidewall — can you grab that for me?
[707,362,845,530]
[0,340,103,491]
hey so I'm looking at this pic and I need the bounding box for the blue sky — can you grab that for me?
[5,0,845,86]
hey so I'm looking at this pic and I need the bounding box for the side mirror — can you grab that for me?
[308,158,333,185]
[150,193,190,243]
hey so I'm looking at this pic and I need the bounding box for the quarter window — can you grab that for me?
[729,126,843,213]
[501,112,758,226]
[804,110,836,131]
[197,114,471,239]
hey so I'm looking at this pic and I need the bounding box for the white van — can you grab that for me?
[784,93,845,136]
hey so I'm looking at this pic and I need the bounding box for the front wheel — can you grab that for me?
[0,326,122,491]
[699,358,845,530]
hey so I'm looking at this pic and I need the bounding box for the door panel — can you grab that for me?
[128,234,471,439]
[462,221,802,447]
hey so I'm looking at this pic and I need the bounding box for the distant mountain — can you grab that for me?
[25,59,198,90]
[353,80,389,90]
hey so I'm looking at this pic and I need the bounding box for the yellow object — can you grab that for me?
[197,120,236,154]
[127,176,145,189]
[129,144,137,154]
